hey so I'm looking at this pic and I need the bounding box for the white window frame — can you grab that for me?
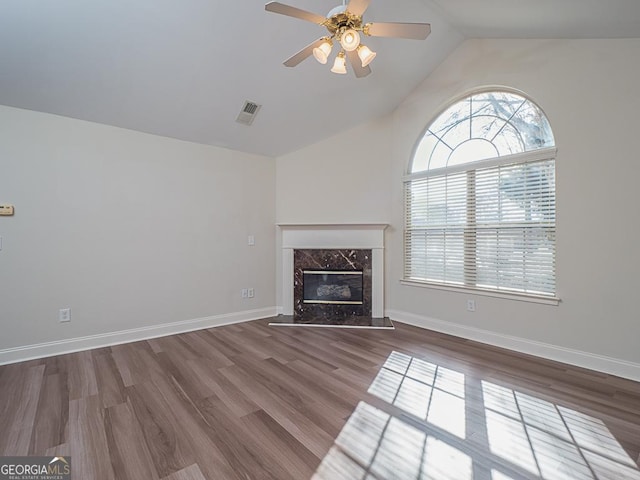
[403,90,559,304]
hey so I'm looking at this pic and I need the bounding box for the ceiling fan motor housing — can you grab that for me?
[324,8,364,36]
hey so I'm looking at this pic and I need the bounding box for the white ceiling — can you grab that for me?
[1,0,639,157]
[429,0,640,38]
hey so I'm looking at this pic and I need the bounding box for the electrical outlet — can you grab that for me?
[248,288,255,298]
[247,235,255,246]
[467,299,476,312]
[0,204,14,216]
[241,289,248,298]
[59,308,71,323]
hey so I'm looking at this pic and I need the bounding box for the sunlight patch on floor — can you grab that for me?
[314,351,640,480]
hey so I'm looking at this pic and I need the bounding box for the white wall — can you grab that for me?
[0,106,276,356]
[276,117,393,225]
[276,38,640,376]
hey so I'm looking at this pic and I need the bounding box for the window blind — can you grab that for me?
[404,158,556,296]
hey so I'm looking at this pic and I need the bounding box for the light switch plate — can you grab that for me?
[0,205,14,216]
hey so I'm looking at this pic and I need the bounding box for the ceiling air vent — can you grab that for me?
[236,100,262,126]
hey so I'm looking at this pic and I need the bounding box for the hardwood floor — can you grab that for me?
[1,319,639,479]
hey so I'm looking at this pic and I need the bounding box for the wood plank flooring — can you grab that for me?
[1,319,639,479]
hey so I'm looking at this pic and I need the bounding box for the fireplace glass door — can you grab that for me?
[302,270,364,305]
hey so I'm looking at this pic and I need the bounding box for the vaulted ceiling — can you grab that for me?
[1,0,640,157]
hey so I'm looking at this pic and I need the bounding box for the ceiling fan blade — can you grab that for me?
[345,49,371,78]
[346,0,371,17]
[365,22,431,39]
[283,38,325,67]
[265,2,327,25]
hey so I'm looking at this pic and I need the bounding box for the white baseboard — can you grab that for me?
[386,309,640,383]
[0,307,278,366]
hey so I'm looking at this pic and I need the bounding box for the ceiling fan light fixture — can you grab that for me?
[331,51,347,74]
[339,28,360,52]
[265,0,432,78]
[357,44,376,67]
[312,38,333,64]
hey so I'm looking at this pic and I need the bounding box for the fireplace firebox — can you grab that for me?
[303,270,364,305]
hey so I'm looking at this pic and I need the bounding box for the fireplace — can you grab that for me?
[278,223,387,320]
[303,270,364,305]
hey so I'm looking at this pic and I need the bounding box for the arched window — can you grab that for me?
[404,90,557,298]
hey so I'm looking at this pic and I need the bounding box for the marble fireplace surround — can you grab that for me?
[279,224,387,318]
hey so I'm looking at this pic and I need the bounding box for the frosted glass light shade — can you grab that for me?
[331,52,347,74]
[340,28,360,52]
[357,44,376,67]
[313,39,333,64]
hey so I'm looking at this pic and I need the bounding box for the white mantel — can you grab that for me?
[278,224,388,317]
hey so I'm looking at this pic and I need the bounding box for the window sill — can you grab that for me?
[399,279,561,306]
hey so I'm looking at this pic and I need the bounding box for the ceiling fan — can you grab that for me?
[265,0,431,78]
